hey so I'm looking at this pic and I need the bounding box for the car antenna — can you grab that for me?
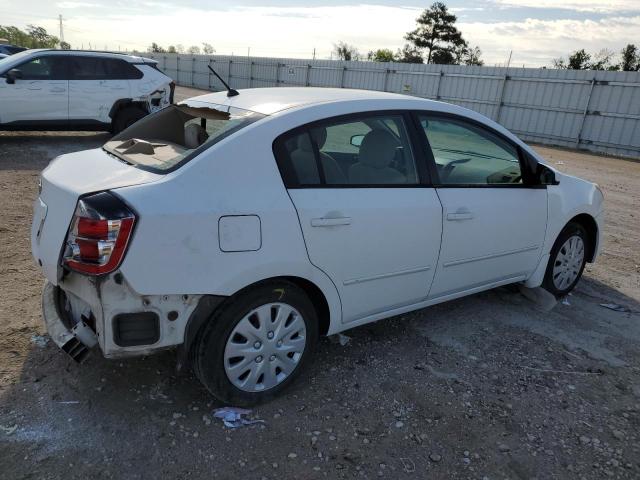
[207,65,239,97]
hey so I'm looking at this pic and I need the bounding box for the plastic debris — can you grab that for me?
[556,161,565,165]
[0,425,17,436]
[329,333,351,346]
[600,303,632,313]
[30,334,49,348]
[561,297,571,306]
[212,407,265,428]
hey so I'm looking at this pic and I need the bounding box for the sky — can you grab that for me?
[1,0,639,67]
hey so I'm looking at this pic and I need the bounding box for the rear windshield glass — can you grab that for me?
[103,102,264,173]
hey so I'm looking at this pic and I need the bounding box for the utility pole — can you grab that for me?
[312,48,316,60]
[58,14,64,43]
[506,50,513,68]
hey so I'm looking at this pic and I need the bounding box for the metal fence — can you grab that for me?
[144,53,640,159]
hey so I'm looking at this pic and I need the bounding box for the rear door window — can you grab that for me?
[69,56,142,80]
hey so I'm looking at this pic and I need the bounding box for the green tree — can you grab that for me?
[405,2,467,64]
[333,41,360,61]
[202,42,215,54]
[187,45,201,54]
[167,45,177,53]
[148,42,166,53]
[0,24,59,48]
[367,48,394,62]
[60,41,71,50]
[590,49,617,70]
[394,44,424,63]
[620,44,639,71]
[462,45,483,66]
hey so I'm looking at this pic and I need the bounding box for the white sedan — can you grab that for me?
[32,87,603,404]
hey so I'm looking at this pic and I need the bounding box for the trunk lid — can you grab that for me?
[32,148,163,284]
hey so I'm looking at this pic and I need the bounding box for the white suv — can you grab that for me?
[0,50,173,132]
[31,87,603,405]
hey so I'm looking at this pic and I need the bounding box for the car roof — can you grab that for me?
[15,49,157,63]
[184,87,438,115]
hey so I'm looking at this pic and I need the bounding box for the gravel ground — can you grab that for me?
[1,88,639,479]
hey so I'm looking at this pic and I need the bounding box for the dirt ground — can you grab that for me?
[1,88,640,480]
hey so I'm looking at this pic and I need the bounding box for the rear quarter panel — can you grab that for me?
[114,115,342,326]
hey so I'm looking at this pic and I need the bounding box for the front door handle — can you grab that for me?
[311,217,351,227]
[50,87,66,93]
[446,209,474,221]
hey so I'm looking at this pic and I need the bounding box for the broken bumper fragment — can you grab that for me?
[42,281,97,362]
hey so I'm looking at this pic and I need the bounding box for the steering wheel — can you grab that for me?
[441,158,471,181]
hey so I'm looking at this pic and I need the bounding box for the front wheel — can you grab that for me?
[192,282,318,406]
[543,222,588,297]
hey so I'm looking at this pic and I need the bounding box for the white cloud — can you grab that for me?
[9,3,640,67]
[460,15,640,66]
[493,0,640,14]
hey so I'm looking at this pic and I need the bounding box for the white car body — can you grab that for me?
[0,49,173,131]
[32,87,603,368]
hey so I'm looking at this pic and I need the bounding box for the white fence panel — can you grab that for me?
[144,53,640,159]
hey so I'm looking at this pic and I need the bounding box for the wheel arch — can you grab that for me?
[108,98,149,120]
[178,275,335,372]
[567,213,598,262]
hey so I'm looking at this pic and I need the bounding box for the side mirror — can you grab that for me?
[5,68,22,84]
[537,163,559,186]
[350,134,364,147]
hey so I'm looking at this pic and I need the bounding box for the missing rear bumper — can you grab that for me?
[42,281,97,363]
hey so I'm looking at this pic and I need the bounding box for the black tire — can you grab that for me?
[112,106,147,134]
[192,282,319,406]
[543,222,589,297]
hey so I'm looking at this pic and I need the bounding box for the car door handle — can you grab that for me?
[311,217,352,227]
[50,87,66,93]
[446,209,474,221]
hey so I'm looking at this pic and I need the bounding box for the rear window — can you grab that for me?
[103,102,264,173]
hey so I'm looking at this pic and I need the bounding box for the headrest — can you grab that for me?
[184,123,209,149]
[298,127,327,152]
[358,129,398,169]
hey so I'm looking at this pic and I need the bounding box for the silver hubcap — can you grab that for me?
[224,302,307,392]
[552,235,585,290]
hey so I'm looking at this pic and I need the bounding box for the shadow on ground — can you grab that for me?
[1,277,639,479]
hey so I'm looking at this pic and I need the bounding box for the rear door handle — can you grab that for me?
[311,217,351,227]
[50,88,66,93]
[446,209,474,221]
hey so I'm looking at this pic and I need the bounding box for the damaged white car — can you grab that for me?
[0,49,173,133]
[32,86,603,405]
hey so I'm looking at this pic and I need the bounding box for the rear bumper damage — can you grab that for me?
[41,272,204,362]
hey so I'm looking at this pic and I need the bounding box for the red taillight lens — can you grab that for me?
[63,192,136,276]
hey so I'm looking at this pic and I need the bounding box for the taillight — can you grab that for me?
[63,192,136,276]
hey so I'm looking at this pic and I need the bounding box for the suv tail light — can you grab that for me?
[63,192,136,275]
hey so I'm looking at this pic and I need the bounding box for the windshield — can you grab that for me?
[103,102,265,173]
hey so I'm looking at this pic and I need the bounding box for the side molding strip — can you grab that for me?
[343,265,431,286]
[443,245,540,268]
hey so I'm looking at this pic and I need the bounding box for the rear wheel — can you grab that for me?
[192,282,318,406]
[112,106,147,134]
[543,222,588,297]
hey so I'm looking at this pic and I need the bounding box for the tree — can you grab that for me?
[60,41,71,50]
[405,2,467,64]
[367,48,394,62]
[591,49,617,70]
[463,45,483,66]
[175,44,185,53]
[187,45,201,54]
[167,45,177,54]
[0,24,59,48]
[553,48,621,70]
[620,44,639,71]
[148,42,166,53]
[202,42,215,54]
[394,44,423,63]
[333,41,360,61]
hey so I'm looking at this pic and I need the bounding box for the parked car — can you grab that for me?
[0,49,174,132]
[0,53,8,60]
[32,87,603,404]
[0,43,27,55]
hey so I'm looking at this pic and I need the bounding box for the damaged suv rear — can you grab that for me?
[0,49,174,132]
